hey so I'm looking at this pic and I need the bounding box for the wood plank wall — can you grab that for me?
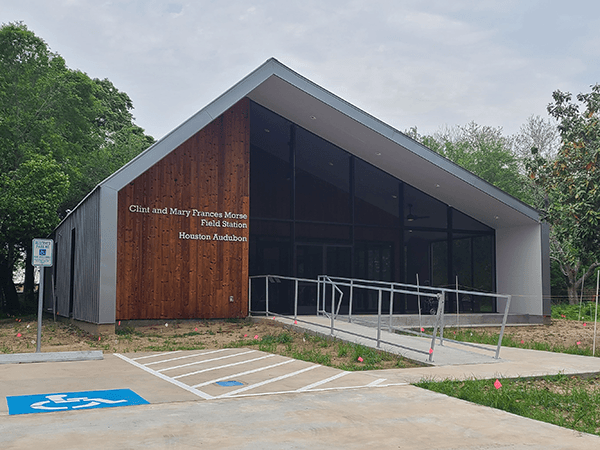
[116,99,250,320]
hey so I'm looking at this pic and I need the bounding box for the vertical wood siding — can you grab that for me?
[116,99,250,320]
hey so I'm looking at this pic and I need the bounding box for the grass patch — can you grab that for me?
[415,374,600,436]
[440,327,597,357]
[552,302,599,322]
[291,348,332,366]
[115,326,143,337]
[222,330,420,370]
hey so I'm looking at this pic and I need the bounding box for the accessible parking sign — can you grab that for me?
[32,238,53,267]
[6,389,149,415]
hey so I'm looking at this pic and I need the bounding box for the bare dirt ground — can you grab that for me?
[1,316,280,354]
[1,316,598,365]
[0,315,420,370]
[466,318,600,350]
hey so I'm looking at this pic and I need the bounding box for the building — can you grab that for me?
[45,59,550,328]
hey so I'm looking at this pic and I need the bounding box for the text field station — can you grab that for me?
[114,349,407,400]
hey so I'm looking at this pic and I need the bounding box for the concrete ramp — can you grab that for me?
[270,315,503,367]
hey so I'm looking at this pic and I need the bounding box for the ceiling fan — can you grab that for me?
[406,204,430,222]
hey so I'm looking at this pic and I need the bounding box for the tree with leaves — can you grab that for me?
[0,22,153,312]
[529,84,600,304]
[409,122,535,205]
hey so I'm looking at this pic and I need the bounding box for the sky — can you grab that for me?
[2,0,600,141]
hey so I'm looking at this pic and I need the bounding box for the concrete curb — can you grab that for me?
[0,351,103,365]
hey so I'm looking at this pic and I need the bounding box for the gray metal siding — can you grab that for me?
[53,189,102,323]
[98,187,117,323]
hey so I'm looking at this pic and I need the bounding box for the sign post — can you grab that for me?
[32,239,54,353]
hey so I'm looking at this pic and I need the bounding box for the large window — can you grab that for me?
[249,101,495,314]
[295,127,351,223]
[250,104,292,219]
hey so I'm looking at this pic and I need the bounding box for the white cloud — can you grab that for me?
[2,0,600,139]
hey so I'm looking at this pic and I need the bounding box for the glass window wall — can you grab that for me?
[249,101,495,314]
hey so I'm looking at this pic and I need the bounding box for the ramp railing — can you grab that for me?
[249,275,511,361]
[318,276,512,360]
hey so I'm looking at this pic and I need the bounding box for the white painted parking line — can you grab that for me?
[219,365,320,398]
[192,359,295,389]
[131,351,182,361]
[367,378,387,387]
[173,354,275,379]
[157,350,255,373]
[144,349,228,366]
[116,350,408,403]
[296,371,349,392]
[114,353,214,400]
[221,382,410,399]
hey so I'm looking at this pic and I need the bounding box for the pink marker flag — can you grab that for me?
[118,321,121,326]
[16,333,21,337]
[357,356,363,362]
[577,341,581,345]
[429,348,433,354]
[254,335,259,340]
[194,327,198,331]
[244,334,248,338]
[98,336,101,341]
[420,327,425,332]
[494,379,502,389]
[584,323,587,326]
[520,340,524,344]
[294,320,298,324]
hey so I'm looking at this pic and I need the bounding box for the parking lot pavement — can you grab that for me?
[3,348,600,449]
[0,349,403,415]
[113,349,404,400]
[3,383,600,450]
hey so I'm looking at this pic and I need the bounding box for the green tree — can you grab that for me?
[62,77,155,212]
[409,122,534,204]
[0,22,153,312]
[529,84,600,304]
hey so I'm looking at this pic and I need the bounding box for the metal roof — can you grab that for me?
[101,58,539,229]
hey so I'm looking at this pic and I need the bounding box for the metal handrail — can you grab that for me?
[249,274,512,361]
[319,275,511,359]
[317,276,344,317]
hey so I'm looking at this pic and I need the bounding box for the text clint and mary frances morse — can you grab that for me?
[128,205,248,242]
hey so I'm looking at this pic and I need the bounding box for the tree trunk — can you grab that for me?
[567,283,579,305]
[24,249,34,297]
[0,256,19,313]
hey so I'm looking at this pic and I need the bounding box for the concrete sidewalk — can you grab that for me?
[272,314,600,379]
[272,314,504,366]
[2,318,600,449]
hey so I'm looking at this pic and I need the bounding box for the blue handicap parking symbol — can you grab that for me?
[216,380,244,387]
[6,389,149,415]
